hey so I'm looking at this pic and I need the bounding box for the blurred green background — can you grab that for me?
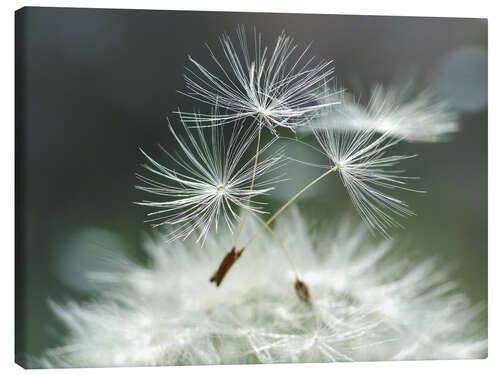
[15,7,487,365]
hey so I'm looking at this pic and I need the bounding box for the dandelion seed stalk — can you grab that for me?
[210,165,337,291]
[210,202,302,290]
[244,165,338,248]
[212,113,307,296]
[244,208,299,277]
[210,165,337,290]
[233,113,263,247]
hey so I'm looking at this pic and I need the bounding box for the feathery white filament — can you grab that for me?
[38,209,486,367]
[177,26,340,132]
[313,127,420,237]
[135,116,285,244]
[307,83,459,142]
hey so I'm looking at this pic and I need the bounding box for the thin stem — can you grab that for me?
[244,208,298,276]
[210,206,299,288]
[233,114,263,246]
[243,165,338,248]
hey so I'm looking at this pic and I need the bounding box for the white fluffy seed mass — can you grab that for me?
[40,209,486,367]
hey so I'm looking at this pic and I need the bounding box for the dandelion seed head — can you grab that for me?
[304,81,459,142]
[38,209,486,368]
[177,26,340,132]
[313,127,420,237]
[135,115,286,244]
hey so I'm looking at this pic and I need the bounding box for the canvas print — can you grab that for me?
[15,7,487,368]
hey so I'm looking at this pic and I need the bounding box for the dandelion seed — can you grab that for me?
[312,127,421,237]
[209,245,244,286]
[306,83,459,142]
[240,127,419,245]
[294,278,312,305]
[177,25,339,133]
[37,209,486,367]
[135,115,285,244]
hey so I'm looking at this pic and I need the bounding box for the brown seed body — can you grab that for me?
[294,278,311,305]
[209,246,245,286]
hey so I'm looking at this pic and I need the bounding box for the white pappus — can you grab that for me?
[311,127,421,237]
[177,26,340,133]
[38,209,486,367]
[135,115,286,244]
[305,83,459,142]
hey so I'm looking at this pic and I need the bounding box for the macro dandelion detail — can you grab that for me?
[135,116,286,244]
[311,127,420,237]
[38,210,487,367]
[305,83,459,142]
[177,26,340,132]
[16,13,487,370]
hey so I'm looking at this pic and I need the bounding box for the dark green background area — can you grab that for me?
[15,7,487,365]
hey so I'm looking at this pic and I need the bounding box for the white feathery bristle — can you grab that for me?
[305,83,459,142]
[135,115,286,244]
[313,126,421,237]
[176,25,340,133]
[38,209,486,367]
